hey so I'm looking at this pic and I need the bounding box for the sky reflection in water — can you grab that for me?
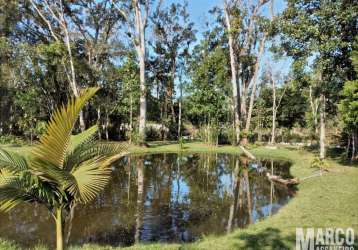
[0,153,294,248]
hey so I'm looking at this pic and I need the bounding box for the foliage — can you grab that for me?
[218,125,237,145]
[186,45,230,126]
[197,124,220,146]
[0,135,25,145]
[278,0,357,113]
[145,126,161,142]
[339,38,358,132]
[310,157,329,173]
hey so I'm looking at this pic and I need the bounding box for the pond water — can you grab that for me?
[0,153,294,248]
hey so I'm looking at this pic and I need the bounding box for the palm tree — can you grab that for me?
[0,88,126,250]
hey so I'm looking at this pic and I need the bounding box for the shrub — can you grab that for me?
[198,124,219,146]
[0,135,25,145]
[145,126,161,141]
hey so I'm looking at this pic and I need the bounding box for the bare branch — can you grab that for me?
[29,0,59,41]
[111,0,129,21]
[43,0,61,25]
[143,0,149,28]
[276,81,289,111]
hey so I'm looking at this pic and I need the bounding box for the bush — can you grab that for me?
[218,126,236,145]
[198,124,219,146]
[310,157,329,173]
[129,129,141,145]
[0,135,26,145]
[145,126,161,141]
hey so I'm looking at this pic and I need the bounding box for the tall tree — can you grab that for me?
[113,0,150,142]
[268,69,288,144]
[245,0,275,132]
[151,1,196,137]
[339,38,358,162]
[279,0,358,158]
[223,0,240,144]
[29,0,86,130]
[223,0,269,144]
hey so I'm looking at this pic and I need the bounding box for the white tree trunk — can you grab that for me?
[309,86,319,135]
[319,94,326,160]
[30,0,86,131]
[133,0,147,142]
[245,36,266,132]
[129,94,133,144]
[178,82,182,139]
[271,77,276,144]
[224,1,240,144]
[352,133,356,162]
[138,48,146,140]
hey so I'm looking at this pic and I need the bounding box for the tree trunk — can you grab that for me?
[63,22,85,132]
[347,135,351,158]
[133,0,148,143]
[178,82,182,140]
[170,58,176,123]
[29,0,85,131]
[129,94,133,144]
[224,2,240,144]
[271,77,276,144]
[319,94,326,160]
[105,111,109,141]
[245,36,266,132]
[55,207,64,250]
[309,86,319,135]
[97,107,101,140]
[65,205,76,245]
[138,48,146,141]
[352,132,356,162]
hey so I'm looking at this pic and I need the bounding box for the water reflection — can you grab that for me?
[0,153,294,248]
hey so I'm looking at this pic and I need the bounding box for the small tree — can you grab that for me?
[339,38,358,161]
[0,88,125,250]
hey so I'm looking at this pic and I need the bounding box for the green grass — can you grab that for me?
[1,142,358,250]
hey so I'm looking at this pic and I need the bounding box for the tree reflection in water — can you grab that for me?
[0,153,294,248]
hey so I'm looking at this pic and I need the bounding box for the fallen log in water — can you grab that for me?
[266,172,299,186]
[239,146,256,160]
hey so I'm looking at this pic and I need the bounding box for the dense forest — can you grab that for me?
[0,0,357,161]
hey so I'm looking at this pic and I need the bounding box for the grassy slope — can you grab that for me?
[1,142,357,250]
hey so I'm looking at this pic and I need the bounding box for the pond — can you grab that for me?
[0,153,295,248]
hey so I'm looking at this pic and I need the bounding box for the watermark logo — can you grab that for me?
[296,228,355,250]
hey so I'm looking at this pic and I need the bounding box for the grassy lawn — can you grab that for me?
[1,142,358,250]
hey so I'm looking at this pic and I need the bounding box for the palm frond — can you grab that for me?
[33,88,99,168]
[0,169,61,212]
[64,143,127,172]
[66,143,127,203]
[67,157,112,203]
[0,149,29,172]
[30,158,73,186]
[0,168,18,187]
[68,125,98,153]
[0,176,34,212]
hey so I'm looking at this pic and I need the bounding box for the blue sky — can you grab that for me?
[158,0,292,92]
[168,0,291,77]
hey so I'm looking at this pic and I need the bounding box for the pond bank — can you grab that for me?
[1,142,358,250]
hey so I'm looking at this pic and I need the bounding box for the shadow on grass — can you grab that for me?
[303,144,358,166]
[147,141,181,148]
[234,228,296,250]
